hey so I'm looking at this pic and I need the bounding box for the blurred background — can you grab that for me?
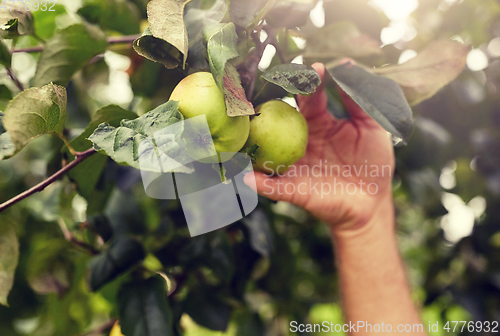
[1,0,500,335]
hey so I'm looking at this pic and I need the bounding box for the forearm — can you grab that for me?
[331,196,426,335]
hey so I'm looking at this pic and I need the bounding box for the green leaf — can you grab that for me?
[0,10,34,39]
[184,286,232,331]
[26,239,75,296]
[87,101,194,173]
[3,83,67,152]
[204,22,239,91]
[327,62,413,144]
[229,0,275,28]
[78,0,141,35]
[118,275,174,336]
[133,27,183,69]
[242,209,273,257]
[262,64,321,95]
[33,4,66,40]
[223,63,255,117]
[184,0,227,69]
[372,40,471,106]
[88,236,145,291]
[0,40,11,68]
[66,105,137,215]
[306,21,383,60]
[0,85,12,101]
[0,111,15,160]
[33,23,108,87]
[147,0,193,67]
[0,222,19,306]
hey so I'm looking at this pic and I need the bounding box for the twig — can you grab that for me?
[0,148,97,213]
[57,218,99,256]
[78,319,117,336]
[6,67,24,91]
[12,34,141,53]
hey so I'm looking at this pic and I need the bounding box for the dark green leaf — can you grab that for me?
[133,27,182,69]
[33,4,66,40]
[184,286,232,331]
[0,222,19,306]
[33,23,108,87]
[0,40,11,68]
[0,111,15,160]
[87,101,194,173]
[0,10,34,39]
[0,85,12,101]
[78,0,141,35]
[223,63,255,116]
[372,40,470,106]
[88,236,145,291]
[118,275,174,336]
[147,0,192,67]
[327,62,413,144]
[229,0,274,28]
[86,214,114,242]
[306,21,383,60]
[204,22,239,91]
[3,83,67,152]
[262,63,321,95]
[105,189,146,237]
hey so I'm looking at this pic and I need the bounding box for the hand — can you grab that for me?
[246,62,395,232]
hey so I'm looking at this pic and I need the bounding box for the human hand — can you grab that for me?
[246,62,395,232]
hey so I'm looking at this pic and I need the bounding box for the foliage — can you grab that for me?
[1,0,499,335]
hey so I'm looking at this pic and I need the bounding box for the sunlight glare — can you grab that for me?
[466,49,489,71]
[370,0,419,21]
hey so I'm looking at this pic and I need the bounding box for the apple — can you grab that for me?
[169,72,250,162]
[245,100,308,175]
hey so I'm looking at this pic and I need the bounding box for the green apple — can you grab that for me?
[246,100,308,175]
[169,72,250,162]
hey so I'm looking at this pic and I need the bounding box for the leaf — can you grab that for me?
[204,22,239,91]
[78,0,141,35]
[133,27,182,69]
[0,222,19,306]
[88,236,145,291]
[66,105,137,215]
[223,63,255,117]
[3,83,67,152]
[372,40,471,106]
[262,64,321,95]
[0,85,12,101]
[147,0,192,67]
[0,111,15,160]
[33,23,108,87]
[184,286,232,331]
[229,0,274,28]
[327,62,413,144]
[87,101,194,173]
[306,21,383,60]
[33,4,66,40]
[105,189,146,237]
[26,239,75,296]
[118,275,174,336]
[0,40,11,68]
[0,10,34,39]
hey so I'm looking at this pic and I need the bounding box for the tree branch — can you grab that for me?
[0,148,97,213]
[6,67,24,91]
[12,34,141,53]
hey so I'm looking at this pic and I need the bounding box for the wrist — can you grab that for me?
[330,193,395,245]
